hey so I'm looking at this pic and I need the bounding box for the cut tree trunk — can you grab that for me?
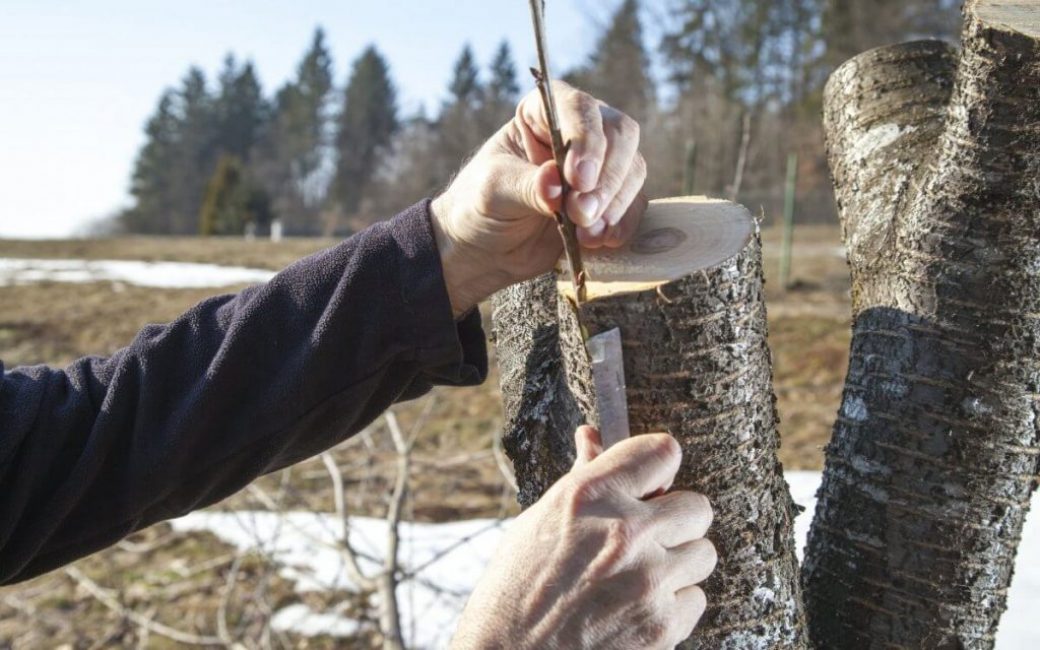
[802,1,1040,647]
[491,197,809,648]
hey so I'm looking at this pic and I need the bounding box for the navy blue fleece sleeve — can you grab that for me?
[0,200,487,584]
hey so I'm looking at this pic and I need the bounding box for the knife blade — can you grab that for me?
[587,328,630,449]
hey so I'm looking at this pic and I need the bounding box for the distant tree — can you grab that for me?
[331,45,399,227]
[123,67,219,235]
[257,28,334,234]
[820,0,960,70]
[169,67,219,233]
[214,55,268,161]
[435,45,486,179]
[480,40,520,130]
[369,111,444,217]
[123,91,180,234]
[571,0,655,123]
[199,154,273,236]
[448,44,482,108]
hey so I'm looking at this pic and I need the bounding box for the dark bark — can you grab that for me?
[803,2,1040,647]
[491,200,809,648]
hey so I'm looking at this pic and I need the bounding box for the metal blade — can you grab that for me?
[588,328,630,448]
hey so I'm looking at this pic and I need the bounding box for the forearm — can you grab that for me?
[0,200,486,585]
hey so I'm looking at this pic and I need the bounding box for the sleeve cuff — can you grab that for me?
[386,199,488,387]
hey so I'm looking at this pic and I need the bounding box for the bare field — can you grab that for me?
[0,236,337,271]
[0,224,852,646]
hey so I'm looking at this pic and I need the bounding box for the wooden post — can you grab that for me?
[492,198,809,648]
[779,153,797,291]
[683,139,697,196]
[802,2,1040,646]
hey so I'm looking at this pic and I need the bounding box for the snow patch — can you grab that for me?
[0,258,276,288]
[270,603,360,638]
[173,472,1039,649]
[170,511,506,649]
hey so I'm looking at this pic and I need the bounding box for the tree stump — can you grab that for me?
[492,197,808,648]
[802,2,1040,647]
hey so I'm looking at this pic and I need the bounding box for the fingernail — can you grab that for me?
[577,159,598,190]
[546,183,562,199]
[586,217,606,238]
[576,193,600,224]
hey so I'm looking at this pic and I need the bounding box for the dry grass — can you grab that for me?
[0,236,336,271]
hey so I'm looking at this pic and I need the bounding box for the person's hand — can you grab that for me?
[431,81,648,317]
[451,427,716,650]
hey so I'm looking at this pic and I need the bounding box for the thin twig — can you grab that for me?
[381,411,410,650]
[528,0,587,304]
[216,553,245,646]
[320,451,377,592]
[64,566,224,647]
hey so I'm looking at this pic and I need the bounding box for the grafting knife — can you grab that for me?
[588,328,631,448]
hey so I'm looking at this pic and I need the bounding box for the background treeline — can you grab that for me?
[118,0,961,237]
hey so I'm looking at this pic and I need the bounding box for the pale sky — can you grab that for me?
[0,1,620,239]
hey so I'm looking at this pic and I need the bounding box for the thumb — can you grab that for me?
[583,434,681,500]
[494,154,563,220]
[572,425,604,469]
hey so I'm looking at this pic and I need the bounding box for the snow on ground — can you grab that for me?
[172,471,1040,649]
[0,258,275,288]
[171,510,506,648]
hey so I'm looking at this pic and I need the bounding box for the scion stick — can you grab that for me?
[527,0,587,304]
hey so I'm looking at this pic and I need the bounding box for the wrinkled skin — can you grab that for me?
[430,81,648,317]
[452,428,716,649]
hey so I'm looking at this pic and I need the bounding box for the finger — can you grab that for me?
[603,190,649,249]
[671,585,707,644]
[578,157,647,249]
[579,433,681,500]
[662,538,717,591]
[602,153,647,229]
[573,105,640,226]
[646,490,714,547]
[577,215,609,248]
[573,425,604,469]
[567,189,602,229]
[519,82,607,195]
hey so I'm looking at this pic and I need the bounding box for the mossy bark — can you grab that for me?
[491,217,808,648]
[803,2,1040,647]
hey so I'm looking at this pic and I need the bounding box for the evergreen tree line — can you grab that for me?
[120,0,960,237]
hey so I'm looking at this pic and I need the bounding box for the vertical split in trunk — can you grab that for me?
[803,2,1040,647]
[492,197,809,648]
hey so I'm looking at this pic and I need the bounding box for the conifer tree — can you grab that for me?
[260,28,334,234]
[123,91,180,234]
[214,55,268,162]
[331,45,398,225]
[573,0,654,123]
[481,40,520,132]
[436,45,486,176]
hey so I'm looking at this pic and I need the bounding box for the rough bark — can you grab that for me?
[491,198,809,648]
[803,2,1040,647]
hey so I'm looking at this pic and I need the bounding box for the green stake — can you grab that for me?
[779,153,798,291]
